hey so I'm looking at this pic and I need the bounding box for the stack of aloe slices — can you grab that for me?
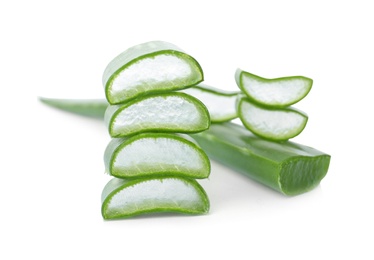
[39,41,331,204]
[101,41,211,219]
[235,69,312,141]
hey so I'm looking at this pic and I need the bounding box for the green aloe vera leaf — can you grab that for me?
[181,84,240,123]
[237,97,308,141]
[103,41,203,105]
[192,122,330,196]
[39,97,108,119]
[104,133,210,179]
[235,69,313,108]
[39,98,330,195]
[105,92,210,138]
[101,177,210,219]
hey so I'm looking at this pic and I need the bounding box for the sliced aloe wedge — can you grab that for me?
[235,69,313,107]
[105,92,210,137]
[103,41,204,105]
[181,84,239,123]
[104,133,210,179]
[237,97,308,141]
[192,123,330,196]
[101,177,210,219]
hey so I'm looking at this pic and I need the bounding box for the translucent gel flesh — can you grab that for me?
[110,55,194,102]
[242,75,310,105]
[113,137,206,177]
[105,178,205,217]
[241,101,306,139]
[182,88,237,121]
[112,95,204,136]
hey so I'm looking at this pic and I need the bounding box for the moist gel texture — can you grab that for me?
[101,177,210,219]
[105,93,210,137]
[103,41,203,104]
[238,98,308,141]
[192,123,330,196]
[236,69,312,107]
[182,84,239,122]
[104,133,210,178]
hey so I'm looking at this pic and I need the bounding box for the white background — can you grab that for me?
[1,0,373,259]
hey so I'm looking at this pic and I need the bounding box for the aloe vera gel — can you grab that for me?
[182,84,239,123]
[103,41,203,104]
[101,41,210,219]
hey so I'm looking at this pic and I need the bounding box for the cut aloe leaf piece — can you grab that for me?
[235,69,313,107]
[237,97,308,141]
[39,97,108,119]
[103,41,204,105]
[104,133,210,179]
[192,123,331,196]
[101,177,210,219]
[181,84,239,123]
[105,92,210,137]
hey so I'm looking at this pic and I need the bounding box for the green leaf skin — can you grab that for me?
[181,84,240,123]
[105,92,210,138]
[103,41,204,105]
[192,123,330,196]
[39,97,108,119]
[237,97,308,141]
[39,98,331,195]
[104,133,210,179]
[235,69,313,108]
[101,177,210,220]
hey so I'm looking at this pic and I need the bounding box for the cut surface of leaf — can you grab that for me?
[192,123,331,196]
[182,84,239,123]
[39,97,108,119]
[238,98,308,141]
[104,133,210,179]
[105,92,210,137]
[101,177,210,219]
[103,41,203,104]
[235,69,312,107]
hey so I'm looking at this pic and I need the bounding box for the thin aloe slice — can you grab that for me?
[105,92,210,138]
[101,177,210,219]
[192,123,330,196]
[104,133,210,179]
[181,84,239,123]
[103,41,204,105]
[39,97,108,119]
[237,97,308,141]
[235,69,313,107]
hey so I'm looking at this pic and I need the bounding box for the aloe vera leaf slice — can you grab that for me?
[104,133,210,179]
[235,69,313,107]
[237,97,308,141]
[181,84,240,123]
[103,41,204,105]
[39,97,108,119]
[192,122,330,196]
[101,177,210,219]
[105,92,210,138]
